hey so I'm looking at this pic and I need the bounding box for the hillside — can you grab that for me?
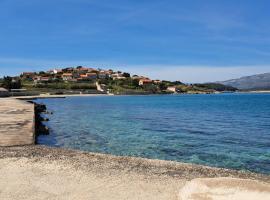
[0,66,236,95]
[219,73,270,90]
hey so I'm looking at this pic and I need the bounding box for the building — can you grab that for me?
[22,72,35,76]
[139,79,152,86]
[79,73,97,80]
[106,69,114,75]
[153,80,161,84]
[98,71,109,79]
[76,67,89,74]
[39,77,51,82]
[62,68,74,73]
[0,88,9,97]
[111,73,126,80]
[132,75,148,80]
[88,68,99,73]
[48,69,62,75]
[21,72,35,80]
[62,73,73,81]
[87,73,97,79]
[33,76,40,83]
[33,76,51,83]
[167,86,177,93]
[132,75,140,79]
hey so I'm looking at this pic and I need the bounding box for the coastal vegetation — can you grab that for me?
[1,76,22,90]
[192,83,237,92]
[0,66,237,95]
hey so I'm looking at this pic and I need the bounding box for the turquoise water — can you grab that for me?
[37,94,270,174]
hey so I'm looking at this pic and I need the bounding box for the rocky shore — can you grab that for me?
[0,145,269,200]
[31,101,50,136]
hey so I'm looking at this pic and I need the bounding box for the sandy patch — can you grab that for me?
[179,178,270,200]
[0,158,184,200]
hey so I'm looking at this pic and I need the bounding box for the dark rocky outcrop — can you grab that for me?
[28,101,50,137]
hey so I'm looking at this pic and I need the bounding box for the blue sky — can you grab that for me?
[0,0,270,82]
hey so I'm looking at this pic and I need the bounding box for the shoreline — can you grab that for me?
[10,90,270,101]
[1,145,269,182]
[12,93,109,100]
[0,145,269,200]
[245,90,270,93]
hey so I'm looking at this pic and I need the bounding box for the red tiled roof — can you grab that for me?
[140,79,152,83]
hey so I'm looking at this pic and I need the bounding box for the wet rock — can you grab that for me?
[33,102,51,137]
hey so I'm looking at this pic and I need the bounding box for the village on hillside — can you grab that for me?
[20,67,156,87]
[0,66,237,96]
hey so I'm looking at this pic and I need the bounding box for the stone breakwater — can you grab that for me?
[0,98,35,146]
[0,98,51,147]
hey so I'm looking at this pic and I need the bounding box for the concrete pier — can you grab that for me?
[0,98,35,146]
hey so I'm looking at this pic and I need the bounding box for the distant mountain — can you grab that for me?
[219,73,270,90]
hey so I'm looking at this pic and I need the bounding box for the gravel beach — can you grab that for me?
[0,145,269,200]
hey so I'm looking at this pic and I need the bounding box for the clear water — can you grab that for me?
[36,94,270,174]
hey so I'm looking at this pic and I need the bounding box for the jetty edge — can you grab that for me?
[0,98,35,146]
[0,98,49,147]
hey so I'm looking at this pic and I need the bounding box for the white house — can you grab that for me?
[167,86,177,93]
[111,73,126,80]
[48,69,62,75]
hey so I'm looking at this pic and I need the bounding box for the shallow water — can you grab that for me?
[36,94,270,174]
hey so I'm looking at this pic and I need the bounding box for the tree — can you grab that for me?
[2,76,21,90]
[193,83,237,92]
[39,71,46,75]
[2,76,12,89]
[144,84,158,93]
[122,72,130,78]
[172,81,183,85]
[132,79,139,87]
[158,82,167,90]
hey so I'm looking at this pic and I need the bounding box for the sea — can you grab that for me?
[36,93,270,174]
